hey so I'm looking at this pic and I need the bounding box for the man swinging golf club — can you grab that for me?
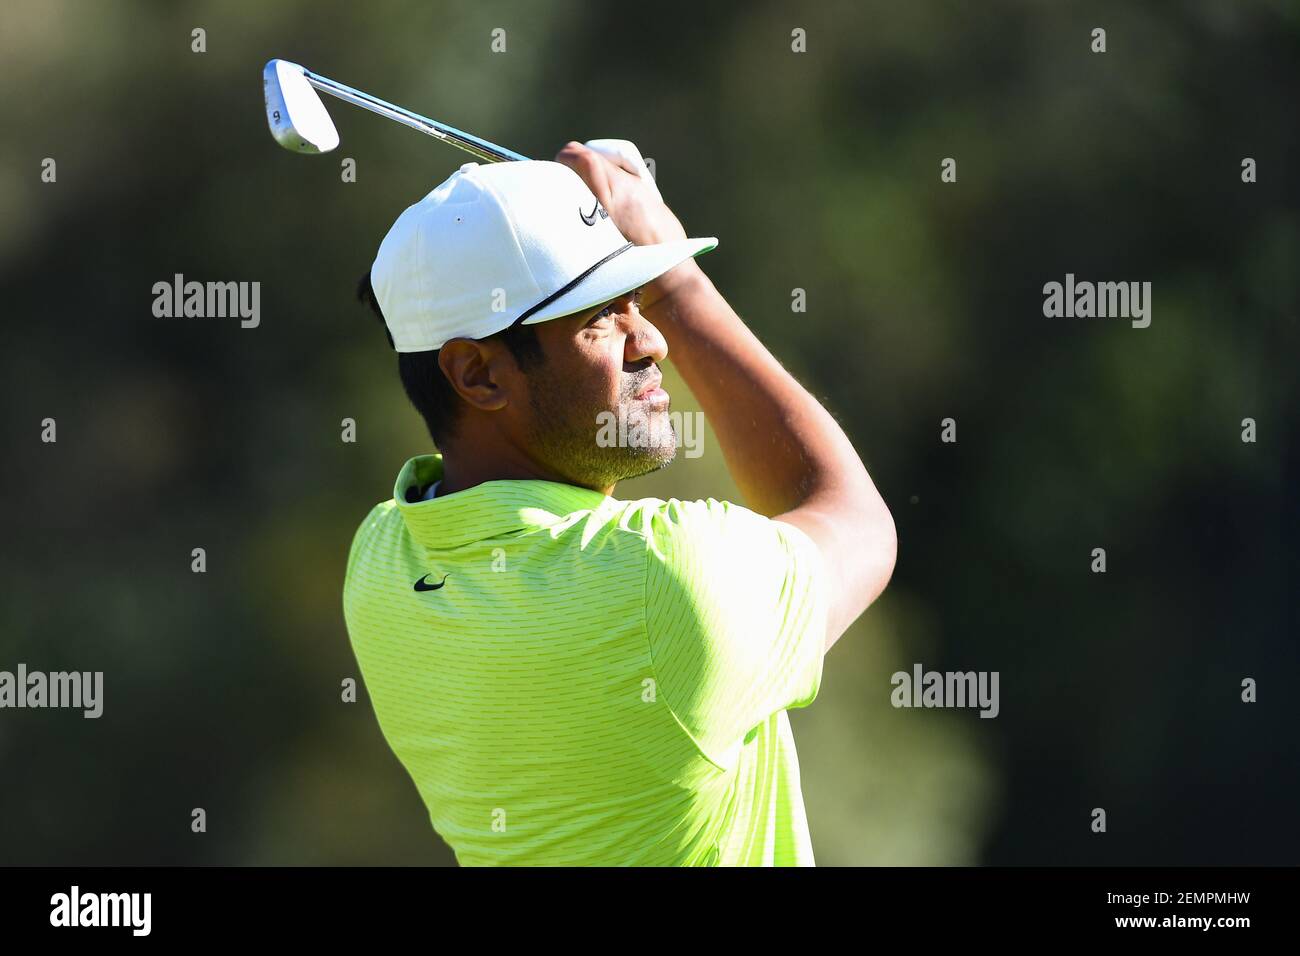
[343,140,896,866]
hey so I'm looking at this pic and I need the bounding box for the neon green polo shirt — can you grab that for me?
[343,454,828,866]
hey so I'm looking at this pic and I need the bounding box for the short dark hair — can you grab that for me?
[357,271,545,447]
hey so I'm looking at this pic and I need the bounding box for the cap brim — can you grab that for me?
[520,237,717,326]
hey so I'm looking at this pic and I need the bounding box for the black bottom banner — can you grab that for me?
[1,865,1292,941]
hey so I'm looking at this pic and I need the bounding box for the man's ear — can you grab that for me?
[438,338,511,412]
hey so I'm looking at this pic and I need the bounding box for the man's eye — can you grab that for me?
[591,292,641,324]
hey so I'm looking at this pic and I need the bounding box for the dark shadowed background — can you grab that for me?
[1,0,1296,865]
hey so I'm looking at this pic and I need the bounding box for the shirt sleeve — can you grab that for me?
[642,497,830,772]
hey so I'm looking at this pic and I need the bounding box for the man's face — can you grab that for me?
[519,289,677,490]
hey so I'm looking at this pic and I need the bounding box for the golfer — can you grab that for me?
[343,140,896,866]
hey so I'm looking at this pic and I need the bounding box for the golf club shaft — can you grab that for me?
[303,69,529,163]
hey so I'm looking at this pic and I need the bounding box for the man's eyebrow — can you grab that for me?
[588,297,622,316]
[582,289,644,323]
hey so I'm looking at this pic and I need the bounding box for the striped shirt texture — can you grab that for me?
[343,453,828,865]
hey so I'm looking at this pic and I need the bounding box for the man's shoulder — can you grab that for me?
[343,499,402,577]
[603,494,750,552]
[612,494,786,555]
[341,491,779,576]
[606,495,818,603]
[352,497,401,541]
[610,494,743,531]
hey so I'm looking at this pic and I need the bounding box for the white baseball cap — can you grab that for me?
[371,158,717,352]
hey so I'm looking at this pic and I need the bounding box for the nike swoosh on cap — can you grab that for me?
[370,160,716,352]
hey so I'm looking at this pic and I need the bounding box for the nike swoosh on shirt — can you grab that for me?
[413,573,449,592]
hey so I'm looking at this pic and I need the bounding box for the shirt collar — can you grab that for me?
[393,454,615,550]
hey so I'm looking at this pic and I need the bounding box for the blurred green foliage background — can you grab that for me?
[1,0,1296,865]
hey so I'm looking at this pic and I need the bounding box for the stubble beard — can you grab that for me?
[526,373,678,491]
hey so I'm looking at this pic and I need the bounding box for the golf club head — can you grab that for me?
[263,59,339,154]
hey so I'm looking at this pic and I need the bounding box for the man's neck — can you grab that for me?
[436,449,614,498]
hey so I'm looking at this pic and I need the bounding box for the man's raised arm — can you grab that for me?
[556,143,897,651]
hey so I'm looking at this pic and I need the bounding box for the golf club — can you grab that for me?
[262,58,528,163]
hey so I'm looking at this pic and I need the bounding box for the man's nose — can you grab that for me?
[623,313,668,365]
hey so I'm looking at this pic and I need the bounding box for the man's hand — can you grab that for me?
[553,141,700,311]
[554,141,684,246]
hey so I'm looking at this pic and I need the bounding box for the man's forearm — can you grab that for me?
[647,260,897,644]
